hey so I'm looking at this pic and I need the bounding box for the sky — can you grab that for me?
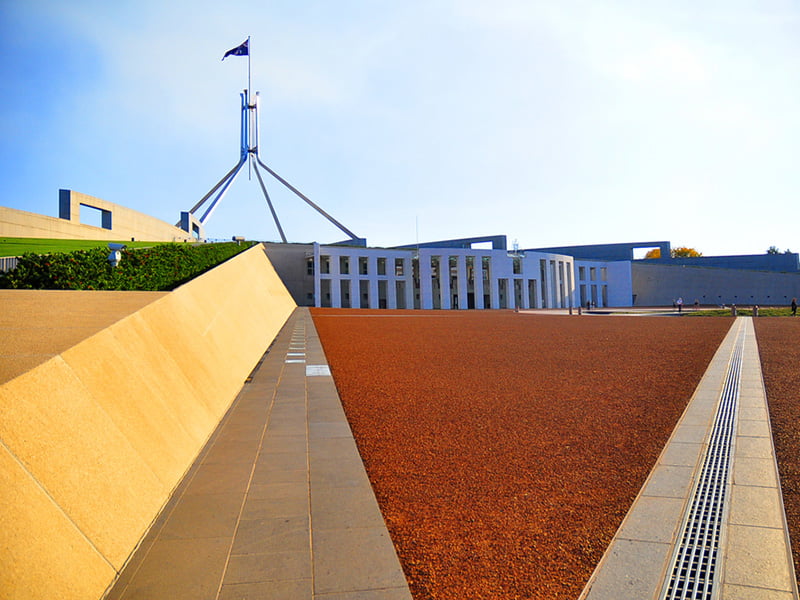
[2,1,799,255]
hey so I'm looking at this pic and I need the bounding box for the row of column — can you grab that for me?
[313,248,575,310]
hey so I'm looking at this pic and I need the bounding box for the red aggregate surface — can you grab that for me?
[311,309,733,599]
[753,318,800,581]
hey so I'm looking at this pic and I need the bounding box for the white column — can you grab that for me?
[387,270,398,309]
[350,278,361,308]
[458,255,469,309]
[313,243,321,308]
[490,258,500,309]
[419,253,433,310]
[405,257,415,309]
[330,250,341,308]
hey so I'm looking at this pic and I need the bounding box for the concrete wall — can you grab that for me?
[263,242,315,306]
[646,252,800,273]
[0,244,296,599]
[632,262,800,307]
[574,260,634,308]
[527,241,671,262]
[0,191,195,242]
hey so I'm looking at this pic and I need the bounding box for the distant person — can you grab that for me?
[694,299,699,310]
[792,298,797,316]
[677,297,684,313]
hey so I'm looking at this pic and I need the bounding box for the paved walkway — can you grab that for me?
[104,312,797,599]
[106,307,411,600]
[581,317,798,599]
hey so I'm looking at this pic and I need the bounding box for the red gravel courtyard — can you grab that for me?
[311,309,733,600]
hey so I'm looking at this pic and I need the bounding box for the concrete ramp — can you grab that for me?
[0,244,296,599]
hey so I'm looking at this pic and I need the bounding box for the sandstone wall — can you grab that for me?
[0,244,296,599]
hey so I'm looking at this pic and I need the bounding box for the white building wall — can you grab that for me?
[574,260,633,308]
[314,245,590,311]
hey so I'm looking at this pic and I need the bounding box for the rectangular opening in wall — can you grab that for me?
[514,279,524,308]
[395,280,407,309]
[378,280,388,309]
[80,204,112,229]
[470,241,493,250]
[498,279,508,309]
[602,285,608,307]
[359,256,369,275]
[449,256,458,279]
[339,256,350,275]
[340,280,351,308]
[395,258,405,276]
[320,279,332,308]
[359,279,370,309]
[377,257,386,276]
[320,255,330,274]
[528,280,538,309]
[633,246,661,260]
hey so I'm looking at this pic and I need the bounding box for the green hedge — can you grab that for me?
[0,242,256,291]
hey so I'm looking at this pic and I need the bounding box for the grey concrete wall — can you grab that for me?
[646,252,799,272]
[632,262,800,307]
[528,241,670,261]
[262,242,316,306]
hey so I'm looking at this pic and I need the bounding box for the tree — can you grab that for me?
[644,248,661,259]
[767,246,780,254]
[671,247,702,258]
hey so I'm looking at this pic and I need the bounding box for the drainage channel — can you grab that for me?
[660,322,744,600]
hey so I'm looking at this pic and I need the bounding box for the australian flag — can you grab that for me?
[222,39,249,61]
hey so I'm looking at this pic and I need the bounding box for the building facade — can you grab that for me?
[265,242,630,310]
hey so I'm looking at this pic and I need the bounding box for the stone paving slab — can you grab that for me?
[580,317,799,600]
[106,308,411,600]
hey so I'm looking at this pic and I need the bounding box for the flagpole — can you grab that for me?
[247,36,252,179]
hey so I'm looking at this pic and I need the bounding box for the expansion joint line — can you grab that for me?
[660,320,745,600]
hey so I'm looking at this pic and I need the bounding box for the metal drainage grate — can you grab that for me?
[661,325,744,600]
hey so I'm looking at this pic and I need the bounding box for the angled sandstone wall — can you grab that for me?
[0,244,296,599]
[0,190,194,242]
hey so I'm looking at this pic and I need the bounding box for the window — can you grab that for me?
[579,266,586,280]
[377,257,386,275]
[306,258,314,276]
[339,256,349,275]
[601,267,608,281]
[320,256,330,274]
[590,267,596,281]
[359,257,368,275]
[395,258,405,276]
[513,257,521,275]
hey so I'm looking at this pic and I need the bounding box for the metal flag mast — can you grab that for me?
[180,37,360,243]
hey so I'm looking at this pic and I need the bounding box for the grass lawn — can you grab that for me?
[0,238,174,257]
[686,307,795,317]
